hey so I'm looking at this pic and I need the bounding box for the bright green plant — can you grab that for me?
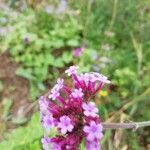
[0,113,43,150]
[2,9,82,99]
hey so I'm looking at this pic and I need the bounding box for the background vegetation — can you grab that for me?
[0,0,150,149]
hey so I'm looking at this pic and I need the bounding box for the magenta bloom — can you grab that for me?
[84,121,103,141]
[39,96,49,112]
[65,66,78,76]
[42,113,55,129]
[41,136,51,150]
[57,78,64,88]
[39,66,110,149]
[71,88,84,99]
[73,47,84,57]
[82,102,98,117]
[86,140,101,150]
[58,115,74,134]
[48,78,64,100]
[41,136,61,150]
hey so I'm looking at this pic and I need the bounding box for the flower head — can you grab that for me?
[39,66,110,149]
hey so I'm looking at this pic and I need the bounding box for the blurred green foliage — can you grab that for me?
[1,9,82,99]
[0,0,150,149]
[0,113,43,150]
[2,98,12,121]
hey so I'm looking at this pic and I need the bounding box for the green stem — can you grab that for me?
[109,0,118,29]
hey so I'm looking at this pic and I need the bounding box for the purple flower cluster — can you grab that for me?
[39,66,110,150]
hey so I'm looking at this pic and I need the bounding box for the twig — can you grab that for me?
[102,121,150,131]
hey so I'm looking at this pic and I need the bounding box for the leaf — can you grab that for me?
[62,52,73,64]
[2,98,13,121]
[29,82,40,100]
[53,58,64,68]
[66,39,79,47]
[16,68,35,80]
[44,54,55,65]
[0,113,43,150]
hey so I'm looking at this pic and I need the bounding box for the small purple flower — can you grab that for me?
[65,66,78,76]
[24,37,29,44]
[86,140,100,150]
[39,96,49,111]
[84,73,97,83]
[73,47,84,57]
[57,78,64,88]
[71,88,84,99]
[50,142,61,150]
[48,78,64,100]
[84,121,103,141]
[58,115,74,134]
[92,72,111,84]
[42,113,55,129]
[82,102,98,117]
[41,136,51,150]
[48,85,60,100]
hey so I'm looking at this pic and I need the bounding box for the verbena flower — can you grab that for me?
[65,66,79,76]
[73,47,84,57]
[82,102,98,117]
[39,66,110,149]
[71,88,84,99]
[83,121,103,141]
[58,115,74,134]
[41,136,51,150]
[42,113,55,129]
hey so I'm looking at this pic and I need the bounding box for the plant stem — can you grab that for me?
[109,0,118,29]
[102,121,150,130]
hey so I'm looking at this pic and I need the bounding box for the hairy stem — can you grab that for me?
[102,121,150,130]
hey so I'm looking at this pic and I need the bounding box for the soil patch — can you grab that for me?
[0,53,36,140]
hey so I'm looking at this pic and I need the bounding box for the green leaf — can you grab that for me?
[0,113,43,150]
[2,98,13,121]
[53,58,64,68]
[16,68,35,80]
[62,51,73,64]
[66,39,79,47]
